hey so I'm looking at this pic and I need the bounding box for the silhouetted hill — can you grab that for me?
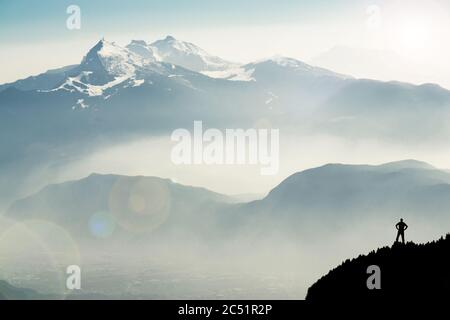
[7,161,450,245]
[232,160,450,238]
[306,234,450,301]
[6,173,234,244]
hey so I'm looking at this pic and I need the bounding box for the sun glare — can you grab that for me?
[395,15,431,58]
[384,0,444,63]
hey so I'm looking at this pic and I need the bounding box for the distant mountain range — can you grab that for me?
[225,160,450,238]
[128,35,238,73]
[310,45,450,89]
[6,160,450,245]
[2,35,450,208]
[306,234,450,301]
[6,173,234,244]
[2,35,449,142]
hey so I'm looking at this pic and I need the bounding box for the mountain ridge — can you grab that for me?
[306,234,450,301]
[2,36,450,210]
[6,160,450,244]
[4,35,447,91]
[5,172,236,243]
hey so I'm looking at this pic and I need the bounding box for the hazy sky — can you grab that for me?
[1,0,450,87]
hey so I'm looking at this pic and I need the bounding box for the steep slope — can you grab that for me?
[306,234,450,301]
[0,65,79,93]
[44,39,172,96]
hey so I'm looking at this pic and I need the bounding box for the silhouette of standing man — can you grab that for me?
[395,218,408,244]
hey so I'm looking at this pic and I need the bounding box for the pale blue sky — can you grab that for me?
[0,1,348,31]
[0,0,359,43]
[1,0,450,87]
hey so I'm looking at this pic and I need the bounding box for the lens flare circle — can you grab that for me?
[0,217,81,299]
[108,176,171,233]
[88,211,116,238]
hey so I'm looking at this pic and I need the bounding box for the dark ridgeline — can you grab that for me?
[306,234,450,301]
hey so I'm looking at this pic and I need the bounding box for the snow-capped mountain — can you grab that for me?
[80,39,148,78]
[0,36,352,96]
[148,35,237,72]
[2,35,450,208]
[125,40,158,62]
[125,35,239,76]
[43,39,171,97]
[3,36,240,99]
[1,35,449,118]
[203,55,353,82]
[243,56,351,81]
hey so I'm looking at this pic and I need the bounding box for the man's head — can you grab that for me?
[400,218,403,222]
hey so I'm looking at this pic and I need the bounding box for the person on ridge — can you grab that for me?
[395,218,408,244]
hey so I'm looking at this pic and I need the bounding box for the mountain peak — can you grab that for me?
[251,55,304,67]
[126,40,157,61]
[149,35,235,72]
[164,35,176,41]
[248,55,351,80]
[81,39,147,78]
[267,55,304,67]
[378,159,435,171]
[83,38,122,61]
[91,38,116,50]
[263,159,446,208]
[151,36,203,54]
[129,39,147,46]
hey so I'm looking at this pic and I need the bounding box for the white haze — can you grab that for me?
[44,133,450,197]
[0,209,447,299]
[2,131,450,298]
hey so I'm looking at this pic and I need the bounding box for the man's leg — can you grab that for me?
[396,232,400,243]
[401,232,405,244]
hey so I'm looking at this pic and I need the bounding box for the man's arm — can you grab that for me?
[404,223,408,230]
